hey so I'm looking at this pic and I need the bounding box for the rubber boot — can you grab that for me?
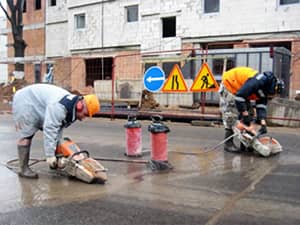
[18,145,38,179]
[224,129,240,153]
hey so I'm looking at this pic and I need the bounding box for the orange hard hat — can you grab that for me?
[83,94,100,117]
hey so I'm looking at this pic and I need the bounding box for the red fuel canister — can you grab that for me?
[124,116,142,157]
[148,115,172,170]
[151,132,168,161]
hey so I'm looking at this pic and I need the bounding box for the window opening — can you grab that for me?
[144,63,157,72]
[49,0,56,6]
[126,5,138,22]
[35,0,41,10]
[162,17,176,38]
[85,58,113,87]
[23,0,27,13]
[204,0,219,13]
[212,58,235,76]
[280,0,299,5]
[162,62,180,77]
[34,64,41,83]
[75,14,85,29]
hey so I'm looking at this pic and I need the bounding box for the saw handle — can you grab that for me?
[235,121,257,136]
[70,150,90,160]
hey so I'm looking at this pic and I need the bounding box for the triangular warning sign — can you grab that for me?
[162,64,188,92]
[190,63,219,92]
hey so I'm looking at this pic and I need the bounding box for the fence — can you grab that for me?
[94,47,291,107]
[92,46,300,126]
[2,47,299,126]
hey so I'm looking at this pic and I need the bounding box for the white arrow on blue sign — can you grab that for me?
[143,66,165,92]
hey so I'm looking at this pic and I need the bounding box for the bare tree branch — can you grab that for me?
[6,0,14,10]
[16,0,24,26]
[0,1,12,24]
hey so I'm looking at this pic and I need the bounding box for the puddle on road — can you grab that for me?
[0,160,119,213]
[0,149,152,213]
[0,141,287,214]
[168,147,221,174]
[124,163,149,182]
[168,146,261,176]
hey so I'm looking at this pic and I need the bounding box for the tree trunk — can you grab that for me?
[14,38,26,72]
[1,0,27,73]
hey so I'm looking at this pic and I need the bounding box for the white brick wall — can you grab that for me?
[69,0,140,50]
[181,0,300,37]
[46,0,70,57]
[46,0,300,54]
[46,23,70,57]
[68,0,101,9]
[140,0,183,51]
[46,0,68,24]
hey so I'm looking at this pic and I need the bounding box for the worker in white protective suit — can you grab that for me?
[12,84,100,178]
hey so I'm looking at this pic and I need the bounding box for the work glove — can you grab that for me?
[46,156,57,169]
[257,125,267,136]
[241,115,251,126]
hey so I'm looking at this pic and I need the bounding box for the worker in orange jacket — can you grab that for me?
[219,67,284,153]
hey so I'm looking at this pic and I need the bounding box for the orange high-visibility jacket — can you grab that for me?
[222,67,258,95]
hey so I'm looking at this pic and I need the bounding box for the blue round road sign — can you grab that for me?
[143,66,165,92]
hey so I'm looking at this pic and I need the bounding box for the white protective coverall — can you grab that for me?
[12,84,76,157]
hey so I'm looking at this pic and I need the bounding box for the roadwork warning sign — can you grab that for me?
[162,64,188,92]
[190,63,219,92]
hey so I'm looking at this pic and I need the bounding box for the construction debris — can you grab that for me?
[0,79,28,102]
[140,89,159,109]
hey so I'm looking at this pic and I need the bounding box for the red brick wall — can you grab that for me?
[6,0,45,84]
[22,0,45,25]
[8,62,46,84]
[114,51,141,80]
[234,43,249,48]
[24,28,45,56]
[24,63,35,83]
[53,57,72,90]
[71,57,86,91]
[291,39,300,99]
[7,1,45,56]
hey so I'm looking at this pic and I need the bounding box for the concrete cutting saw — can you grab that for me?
[55,137,107,184]
[233,122,283,157]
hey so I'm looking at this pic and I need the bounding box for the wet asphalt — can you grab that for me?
[0,114,300,225]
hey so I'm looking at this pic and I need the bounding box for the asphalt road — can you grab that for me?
[0,114,300,225]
